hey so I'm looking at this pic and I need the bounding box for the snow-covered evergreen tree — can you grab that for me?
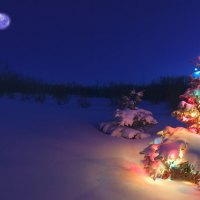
[100,89,157,139]
[140,127,200,187]
[115,89,157,128]
[140,57,200,187]
[173,57,200,134]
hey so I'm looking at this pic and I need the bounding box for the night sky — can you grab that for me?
[1,0,200,85]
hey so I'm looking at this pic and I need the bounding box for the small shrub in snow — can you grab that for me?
[100,89,157,139]
[115,108,157,128]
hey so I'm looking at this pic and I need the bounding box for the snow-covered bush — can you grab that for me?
[115,108,157,127]
[100,89,157,139]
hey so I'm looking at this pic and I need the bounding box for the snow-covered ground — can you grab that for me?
[0,97,199,200]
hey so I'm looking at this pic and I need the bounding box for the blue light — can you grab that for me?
[195,67,198,71]
[153,137,162,144]
[170,161,176,169]
[192,70,200,78]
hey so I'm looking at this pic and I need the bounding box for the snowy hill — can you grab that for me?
[0,97,199,200]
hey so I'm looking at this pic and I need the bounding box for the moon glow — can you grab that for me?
[0,13,11,30]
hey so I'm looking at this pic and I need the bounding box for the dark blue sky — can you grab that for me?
[0,0,200,84]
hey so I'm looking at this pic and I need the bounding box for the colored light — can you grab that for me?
[153,137,162,144]
[170,154,175,159]
[194,90,200,96]
[191,112,197,117]
[192,71,200,78]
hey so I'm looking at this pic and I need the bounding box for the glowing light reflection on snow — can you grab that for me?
[144,177,164,185]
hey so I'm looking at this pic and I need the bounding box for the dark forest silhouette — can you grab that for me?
[0,67,188,109]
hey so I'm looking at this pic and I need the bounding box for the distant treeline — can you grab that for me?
[0,69,189,109]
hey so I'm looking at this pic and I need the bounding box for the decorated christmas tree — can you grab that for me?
[173,56,200,134]
[140,57,200,188]
[140,130,200,187]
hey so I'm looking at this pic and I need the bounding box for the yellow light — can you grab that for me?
[170,154,175,159]
[191,112,196,117]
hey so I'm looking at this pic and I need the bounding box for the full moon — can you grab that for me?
[0,13,11,30]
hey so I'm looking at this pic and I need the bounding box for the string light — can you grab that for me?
[173,64,200,133]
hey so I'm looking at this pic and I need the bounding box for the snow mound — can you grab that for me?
[157,126,200,152]
[100,121,150,139]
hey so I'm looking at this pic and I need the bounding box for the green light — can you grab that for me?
[194,90,200,96]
